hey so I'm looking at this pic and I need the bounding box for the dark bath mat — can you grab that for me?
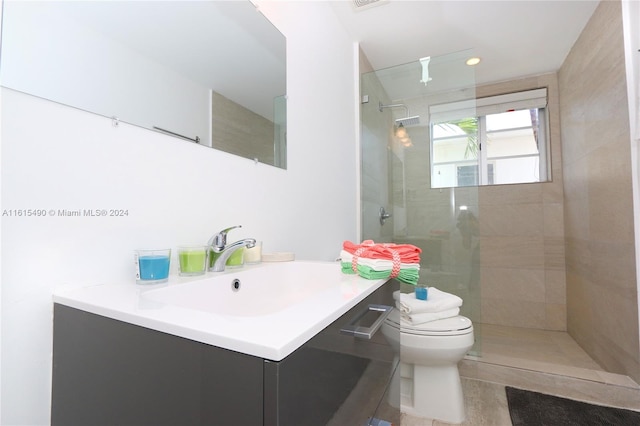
[506,386,640,426]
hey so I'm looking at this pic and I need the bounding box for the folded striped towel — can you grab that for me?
[340,250,420,270]
[341,250,420,285]
[399,307,460,325]
[393,289,462,314]
[340,240,421,285]
[356,264,420,285]
[343,240,421,263]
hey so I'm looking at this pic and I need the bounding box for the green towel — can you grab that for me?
[341,262,419,286]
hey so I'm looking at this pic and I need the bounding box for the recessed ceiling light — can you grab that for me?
[466,57,481,66]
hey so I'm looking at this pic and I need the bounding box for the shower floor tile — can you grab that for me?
[472,323,605,373]
[460,323,640,414]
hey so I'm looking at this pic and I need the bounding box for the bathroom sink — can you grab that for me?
[53,259,389,359]
[142,261,345,317]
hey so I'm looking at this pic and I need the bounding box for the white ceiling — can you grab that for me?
[331,0,600,91]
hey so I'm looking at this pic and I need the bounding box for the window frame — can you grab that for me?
[429,88,550,188]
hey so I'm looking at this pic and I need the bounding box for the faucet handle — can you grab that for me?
[208,225,242,249]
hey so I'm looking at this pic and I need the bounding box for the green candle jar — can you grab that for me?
[178,246,208,276]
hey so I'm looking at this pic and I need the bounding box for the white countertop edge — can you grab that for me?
[52,274,390,361]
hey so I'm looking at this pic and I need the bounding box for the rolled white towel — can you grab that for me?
[400,307,460,326]
[393,288,462,314]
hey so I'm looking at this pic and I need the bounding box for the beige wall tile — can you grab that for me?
[544,237,566,271]
[545,303,567,331]
[589,240,637,286]
[587,146,635,244]
[480,236,545,269]
[479,203,543,237]
[481,267,545,302]
[559,0,639,383]
[481,298,546,329]
[545,269,567,305]
[543,180,564,204]
[543,203,564,237]
[563,197,590,240]
[478,183,542,206]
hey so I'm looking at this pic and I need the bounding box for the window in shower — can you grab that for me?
[429,88,550,188]
[456,164,494,186]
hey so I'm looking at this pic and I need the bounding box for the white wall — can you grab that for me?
[0,2,359,424]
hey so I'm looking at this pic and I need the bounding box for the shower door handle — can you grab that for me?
[379,207,392,225]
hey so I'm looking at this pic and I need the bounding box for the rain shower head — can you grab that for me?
[379,101,421,127]
[396,116,420,127]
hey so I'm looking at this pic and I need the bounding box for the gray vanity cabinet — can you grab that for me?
[51,283,397,425]
[52,304,265,425]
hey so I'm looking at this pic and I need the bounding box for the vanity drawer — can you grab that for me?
[265,280,400,426]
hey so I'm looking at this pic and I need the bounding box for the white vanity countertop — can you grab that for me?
[52,261,389,361]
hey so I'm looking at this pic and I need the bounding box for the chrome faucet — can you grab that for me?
[208,225,256,272]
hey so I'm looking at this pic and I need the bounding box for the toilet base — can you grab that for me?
[388,360,466,424]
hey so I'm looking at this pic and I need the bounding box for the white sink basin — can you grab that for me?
[142,261,344,317]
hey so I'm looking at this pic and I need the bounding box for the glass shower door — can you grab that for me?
[360,51,481,422]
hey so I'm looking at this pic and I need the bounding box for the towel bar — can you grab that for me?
[153,126,200,143]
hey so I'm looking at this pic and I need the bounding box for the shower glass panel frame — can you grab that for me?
[360,49,482,375]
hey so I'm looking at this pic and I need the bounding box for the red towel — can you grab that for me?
[342,240,421,264]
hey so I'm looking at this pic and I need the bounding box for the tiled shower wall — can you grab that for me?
[559,0,640,382]
[394,72,563,330]
[475,73,567,331]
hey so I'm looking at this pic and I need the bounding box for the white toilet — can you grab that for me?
[381,309,474,424]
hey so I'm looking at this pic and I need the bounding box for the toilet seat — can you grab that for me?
[385,309,473,336]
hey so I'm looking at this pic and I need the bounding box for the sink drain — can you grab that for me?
[231,278,241,292]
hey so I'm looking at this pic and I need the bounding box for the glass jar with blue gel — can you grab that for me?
[135,248,171,284]
[415,284,428,300]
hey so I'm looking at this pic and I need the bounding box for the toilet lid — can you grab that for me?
[385,309,473,336]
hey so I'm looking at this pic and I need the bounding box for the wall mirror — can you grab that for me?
[0,0,287,169]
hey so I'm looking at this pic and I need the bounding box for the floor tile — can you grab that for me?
[341,324,640,425]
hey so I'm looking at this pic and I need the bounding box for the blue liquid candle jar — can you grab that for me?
[415,284,428,300]
[135,248,171,284]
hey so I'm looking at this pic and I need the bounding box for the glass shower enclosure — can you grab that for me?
[360,49,482,354]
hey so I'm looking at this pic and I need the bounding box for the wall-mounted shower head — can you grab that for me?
[396,116,420,127]
[378,102,421,127]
